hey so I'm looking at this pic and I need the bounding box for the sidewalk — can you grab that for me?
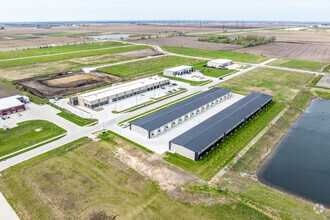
[0,192,19,220]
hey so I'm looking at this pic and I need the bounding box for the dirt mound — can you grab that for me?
[15,71,125,99]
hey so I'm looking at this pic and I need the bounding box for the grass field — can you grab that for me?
[99,55,203,78]
[159,73,212,86]
[0,41,124,60]
[163,46,267,63]
[165,101,285,180]
[0,120,66,157]
[269,59,329,72]
[315,90,330,98]
[0,137,270,219]
[193,62,237,78]
[0,45,149,68]
[219,67,314,101]
[57,111,98,126]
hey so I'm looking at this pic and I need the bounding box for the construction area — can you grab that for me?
[15,71,125,99]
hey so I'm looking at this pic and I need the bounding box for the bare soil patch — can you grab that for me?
[0,83,22,98]
[132,36,243,51]
[15,71,125,99]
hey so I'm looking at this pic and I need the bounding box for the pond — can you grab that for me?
[258,99,330,207]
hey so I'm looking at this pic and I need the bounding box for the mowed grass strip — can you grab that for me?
[219,67,314,101]
[99,55,203,78]
[0,137,270,219]
[165,101,285,180]
[0,45,149,68]
[0,120,66,157]
[0,41,124,60]
[269,59,329,72]
[163,46,267,63]
[57,111,98,127]
[193,62,237,78]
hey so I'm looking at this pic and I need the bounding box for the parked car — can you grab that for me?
[172,83,178,86]
[1,116,5,120]
[3,125,9,130]
[168,91,173,93]
[122,122,130,129]
[161,87,165,89]
[6,115,10,119]
[173,89,177,92]
[219,78,223,80]
[18,113,22,116]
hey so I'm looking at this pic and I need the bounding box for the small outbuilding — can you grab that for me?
[163,65,194,77]
[207,59,233,68]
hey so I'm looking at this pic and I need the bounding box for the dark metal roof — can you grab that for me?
[170,93,273,153]
[131,87,232,132]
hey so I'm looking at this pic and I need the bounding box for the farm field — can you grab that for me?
[99,55,203,78]
[165,101,285,180]
[0,137,270,220]
[0,41,124,60]
[133,36,242,51]
[269,59,329,72]
[0,45,149,68]
[234,42,330,62]
[0,120,66,157]
[220,67,315,101]
[163,46,267,63]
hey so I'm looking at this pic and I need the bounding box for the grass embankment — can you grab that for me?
[0,120,66,157]
[57,111,97,127]
[193,62,237,78]
[269,59,330,72]
[315,91,330,98]
[99,55,203,78]
[0,45,149,68]
[165,101,285,180]
[163,46,267,63]
[0,41,123,60]
[0,137,270,219]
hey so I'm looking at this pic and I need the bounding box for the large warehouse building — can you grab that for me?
[169,92,272,161]
[70,76,170,109]
[0,95,29,116]
[207,59,233,68]
[163,65,194,77]
[130,87,232,138]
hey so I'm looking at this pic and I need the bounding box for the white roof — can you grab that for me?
[208,59,233,64]
[165,65,193,72]
[80,76,168,102]
[0,95,24,110]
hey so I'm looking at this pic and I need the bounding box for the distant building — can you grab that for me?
[163,65,194,77]
[70,76,170,109]
[0,95,29,116]
[207,59,233,68]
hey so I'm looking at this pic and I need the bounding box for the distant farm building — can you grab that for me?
[69,76,170,109]
[169,93,273,161]
[207,59,233,68]
[0,95,29,116]
[130,88,232,138]
[163,65,194,77]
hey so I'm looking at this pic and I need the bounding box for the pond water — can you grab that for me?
[84,34,130,40]
[258,99,330,207]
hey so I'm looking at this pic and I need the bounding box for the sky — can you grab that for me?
[0,0,329,22]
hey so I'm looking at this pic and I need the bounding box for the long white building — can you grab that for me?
[163,66,194,77]
[207,59,233,68]
[70,76,170,109]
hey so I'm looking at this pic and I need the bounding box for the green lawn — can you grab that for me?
[0,137,270,219]
[0,45,149,68]
[57,111,98,126]
[165,101,285,180]
[315,90,330,98]
[0,120,66,157]
[99,55,203,78]
[193,62,237,78]
[0,41,124,60]
[219,67,314,101]
[159,73,212,86]
[269,59,329,72]
[163,46,267,63]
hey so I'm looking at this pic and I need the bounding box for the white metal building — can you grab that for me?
[0,95,29,116]
[70,76,170,109]
[130,88,232,138]
[207,59,233,68]
[163,65,194,77]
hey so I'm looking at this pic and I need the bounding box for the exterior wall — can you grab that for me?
[1,105,25,116]
[207,60,232,68]
[169,143,196,161]
[163,67,194,77]
[130,124,149,138]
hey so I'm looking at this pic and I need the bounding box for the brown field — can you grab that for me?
[15,71,124,98]
[234,42,330,62]
[0,83,22,99]
[132,36,243,51]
